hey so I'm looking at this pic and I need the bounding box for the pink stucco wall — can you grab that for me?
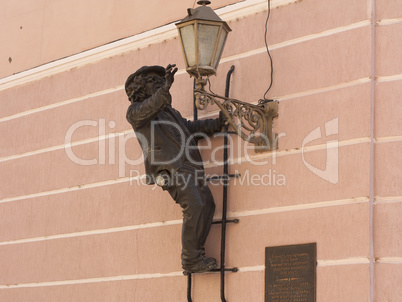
[0,0,239,79]
[0,0,401,301]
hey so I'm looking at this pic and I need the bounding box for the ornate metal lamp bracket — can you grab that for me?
[194,78,278,152]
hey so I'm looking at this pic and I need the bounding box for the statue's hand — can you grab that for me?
[164,64,178,89]
[219,110,229,127]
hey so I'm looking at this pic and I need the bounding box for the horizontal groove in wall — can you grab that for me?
[220,20,370,65]
[375,136,402,143]
[0,257,372,289]
[317,257,370,267]
[2,9,397,103]
[0,18,377,125]
[275,77,370,102]
[0,76,375,163]
[237,258,372,272]
[376,74,402,83]
[0,17,370,97]
[377,18,402,26]
[0,196,368,246]
[0,271,184,290]
[375,257,402,264]
[223,137,370,166]
[0,138,370,204]
[0,128,370,165]
[374,196,402,204]
[0,74,375,170]
[0,0,295,91]
[0,219,183,247]
[0,86,124,123]
[0,176,132,204]
[0,129,133,163]
[228,197,368,218]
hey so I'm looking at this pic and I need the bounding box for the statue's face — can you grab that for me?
[144,72,165,97]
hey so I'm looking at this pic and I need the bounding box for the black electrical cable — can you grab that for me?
[259,0,274,104]
[207,77,216,94]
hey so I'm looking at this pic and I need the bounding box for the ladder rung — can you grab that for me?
[212,218,239,225]
[211,267,238,273]
[206,173,240,182]
[184,267,238,276]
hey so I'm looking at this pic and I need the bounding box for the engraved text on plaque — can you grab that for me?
[265,243,316,302]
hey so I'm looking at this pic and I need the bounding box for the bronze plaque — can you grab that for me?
[265,243,316,302]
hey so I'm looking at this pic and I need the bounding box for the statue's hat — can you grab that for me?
[125,65,165,96]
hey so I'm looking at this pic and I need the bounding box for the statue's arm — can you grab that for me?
[183,115,224,136]
[126,88,171,129]
[169,106,224,135]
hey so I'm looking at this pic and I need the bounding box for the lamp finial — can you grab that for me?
[197,1,211,5]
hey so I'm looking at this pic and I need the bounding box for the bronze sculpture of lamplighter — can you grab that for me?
[124,0,278,275]
[125,64,226,274]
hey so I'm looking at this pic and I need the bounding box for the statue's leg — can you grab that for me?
[198,183,215,254]
[167,173,215,271]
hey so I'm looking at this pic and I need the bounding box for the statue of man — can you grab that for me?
[125,64,225,274]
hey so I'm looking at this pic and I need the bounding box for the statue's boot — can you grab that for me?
[183,257,217,275]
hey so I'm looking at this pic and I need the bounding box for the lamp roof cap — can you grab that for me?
[176,1,231,31]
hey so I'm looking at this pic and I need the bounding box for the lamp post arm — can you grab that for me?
[194,88,278,151]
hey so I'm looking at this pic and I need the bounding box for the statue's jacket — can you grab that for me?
[126,87,221,185]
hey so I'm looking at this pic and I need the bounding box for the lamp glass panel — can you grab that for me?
[213,29,228,70]
[198,23,219,66]
[179,25,196,67]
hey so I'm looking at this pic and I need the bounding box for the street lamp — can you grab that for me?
[176,0,231,78]
[176,0,278,151]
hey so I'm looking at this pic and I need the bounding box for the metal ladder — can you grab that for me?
[187,65,239,302]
